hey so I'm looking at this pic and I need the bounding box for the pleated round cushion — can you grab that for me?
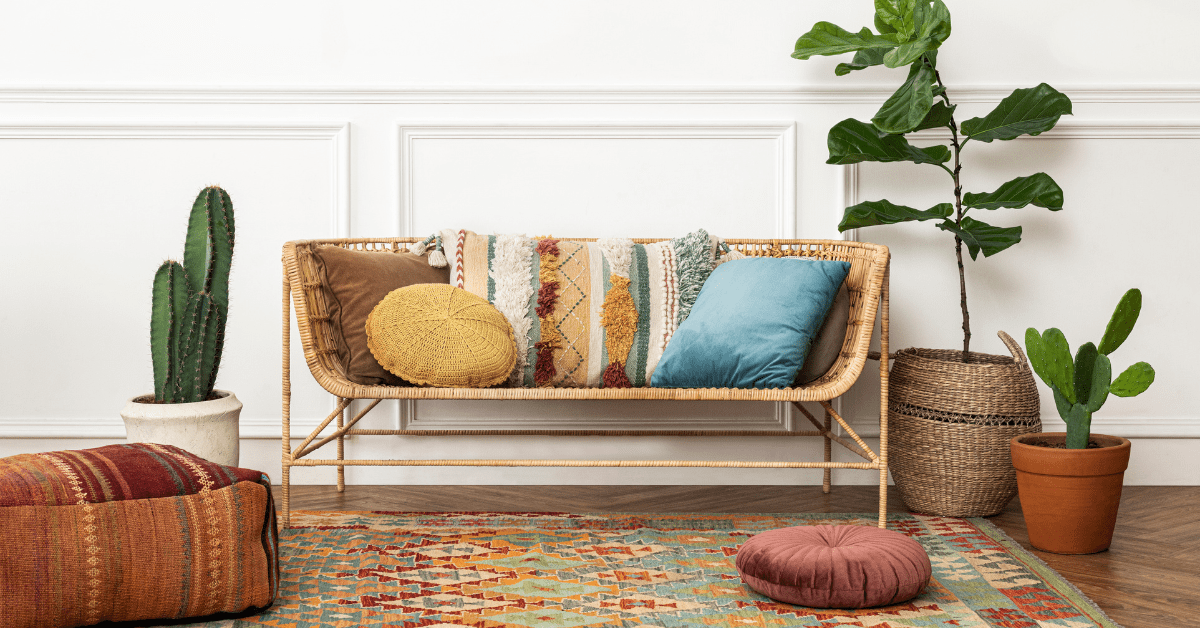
[366,284,516,387]
[736,525,931,609]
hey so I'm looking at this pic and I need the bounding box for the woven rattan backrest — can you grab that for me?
[283,237,888,398]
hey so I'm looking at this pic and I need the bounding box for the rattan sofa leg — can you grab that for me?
[822,408,833,494]
[336,399,346,493]
[877,265,891,529]
[282,272,293,529]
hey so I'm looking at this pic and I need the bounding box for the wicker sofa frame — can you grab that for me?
[281,237,891,528]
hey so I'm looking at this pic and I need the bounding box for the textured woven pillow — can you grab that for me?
[366,283,517,387]
[651,257,851,389]
[312,245,450,385]
[433,228,717,387]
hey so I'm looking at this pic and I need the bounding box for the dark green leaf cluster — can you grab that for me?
[793,0,1072,260]
[1025,290,1155,448]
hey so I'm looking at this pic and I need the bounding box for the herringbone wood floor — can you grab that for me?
[275,484,1200,627]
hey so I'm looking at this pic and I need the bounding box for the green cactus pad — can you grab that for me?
[1110,361,1154,397]
[1098,288,1141,355]
[1086,352,1111,413]
[1072,342,1097,405]
[1064,403,1092,449]
[1026,327,1075,404]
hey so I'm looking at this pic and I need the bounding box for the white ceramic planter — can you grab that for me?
[120,390,241,467]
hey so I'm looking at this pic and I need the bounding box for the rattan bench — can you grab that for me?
[280,237,891,528]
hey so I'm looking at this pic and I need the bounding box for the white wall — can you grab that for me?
[1,1,1197,486]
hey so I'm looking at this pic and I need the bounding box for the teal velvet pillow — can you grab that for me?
[650,257,851,389]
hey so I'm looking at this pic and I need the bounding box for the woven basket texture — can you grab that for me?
[888,331,1041,517]
[366,284,517,388]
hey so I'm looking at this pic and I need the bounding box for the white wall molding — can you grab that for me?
[397,121,797,432]
[0,121,351,440]
[2,85,1199,105]
[914,120,1200,141]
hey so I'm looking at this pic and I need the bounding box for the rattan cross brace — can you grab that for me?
[280,237,891,529]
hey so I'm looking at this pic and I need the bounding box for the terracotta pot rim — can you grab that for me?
[1012,431,1130,450]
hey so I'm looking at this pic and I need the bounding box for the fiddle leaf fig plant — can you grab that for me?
[793,0,1073,356]
[1024,289,1155,449]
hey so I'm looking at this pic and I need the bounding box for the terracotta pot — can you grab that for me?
[1010,432,1130,554]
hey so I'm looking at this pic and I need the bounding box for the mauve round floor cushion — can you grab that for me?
[736,525,931,608]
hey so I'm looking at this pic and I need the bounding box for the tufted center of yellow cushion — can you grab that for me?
[365,284,517,387]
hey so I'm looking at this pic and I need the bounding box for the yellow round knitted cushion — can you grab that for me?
[366,284,516,387]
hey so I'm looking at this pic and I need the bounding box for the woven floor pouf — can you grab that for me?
[736,525,931,609]
[0,443,278,628]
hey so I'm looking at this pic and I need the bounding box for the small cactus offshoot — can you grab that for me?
[1025,289,1154,448]
[150,186,235,403]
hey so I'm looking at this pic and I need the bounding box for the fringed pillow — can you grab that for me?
[410,228,719,387]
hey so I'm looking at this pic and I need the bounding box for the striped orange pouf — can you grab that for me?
[0,443,278,628]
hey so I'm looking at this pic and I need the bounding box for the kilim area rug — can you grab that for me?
[174,512,1120,628]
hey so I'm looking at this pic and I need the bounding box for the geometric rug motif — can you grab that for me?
[171,512,1122,628]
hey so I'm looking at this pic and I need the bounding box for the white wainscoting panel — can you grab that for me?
[0,122,350,439]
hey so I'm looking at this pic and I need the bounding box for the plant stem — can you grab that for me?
[932,67,971,357]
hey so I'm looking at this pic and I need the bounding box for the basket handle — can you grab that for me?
[997,330,1029,370]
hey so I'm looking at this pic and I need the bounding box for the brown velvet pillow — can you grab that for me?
[795,283,850,385]
[312,246,450,385]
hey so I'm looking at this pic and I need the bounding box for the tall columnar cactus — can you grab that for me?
[150,186,235,403]
[1025,289,1154,449]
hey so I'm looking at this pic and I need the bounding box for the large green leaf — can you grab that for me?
[963,173,1064,211]
[835,48,890,76]
[827,118,951,165]
[961,83,1073,143]
[1110,362,1154,397]
[839,199,952,231]
[875,0,918,39]
[872,63,935,134]
[1098,288,1141,355]
[913,101,955,132]
[920,0,952,44]
[936,217,1022,259]
[792,22,899,59]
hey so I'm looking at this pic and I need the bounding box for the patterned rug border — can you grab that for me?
[970,516,1122,628]
[283,509,1124,628]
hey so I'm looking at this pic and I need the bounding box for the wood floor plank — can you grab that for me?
[271,484,1200,627]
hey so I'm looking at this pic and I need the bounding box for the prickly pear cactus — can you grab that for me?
[149,187,235,403]
[1024,289,1154,448]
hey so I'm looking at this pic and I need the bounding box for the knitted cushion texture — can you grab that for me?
[312,245,450,386]
[366,283,517,387]
[735,525,931,609]
[652,257,850,389]
[0,443,278,628]
[441,228,718,388]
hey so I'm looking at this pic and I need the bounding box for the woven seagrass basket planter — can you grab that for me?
[888,331,1041,517]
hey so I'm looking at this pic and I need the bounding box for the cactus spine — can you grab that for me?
[1025,289,1154,449]
[149,187,235,403]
